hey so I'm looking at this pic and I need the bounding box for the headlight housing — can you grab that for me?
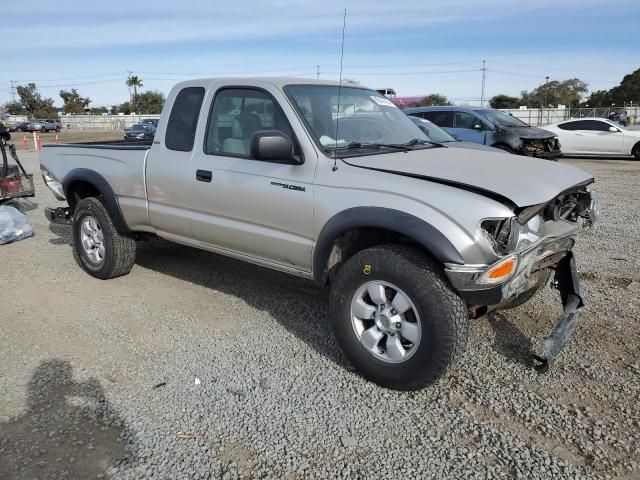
[481,215,543,256]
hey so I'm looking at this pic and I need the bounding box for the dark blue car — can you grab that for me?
[404,106,561,160]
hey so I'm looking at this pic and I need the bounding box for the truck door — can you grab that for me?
[189,86,316,273]
[146,86,206,237]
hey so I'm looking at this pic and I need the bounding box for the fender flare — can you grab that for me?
[61,168,132,235]
[312,207,464,284]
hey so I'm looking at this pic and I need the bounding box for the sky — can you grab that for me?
[1,0,639,108]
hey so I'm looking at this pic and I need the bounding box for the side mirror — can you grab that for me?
[250,130,301,164]
[608,126,619,133]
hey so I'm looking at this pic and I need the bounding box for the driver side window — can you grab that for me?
[205,88,295,158]
[454,112,480,129]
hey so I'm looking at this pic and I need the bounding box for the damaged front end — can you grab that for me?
[446,185,597,369]
[520,136,562,160]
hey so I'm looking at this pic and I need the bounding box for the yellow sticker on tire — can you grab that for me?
[363,264,372,275]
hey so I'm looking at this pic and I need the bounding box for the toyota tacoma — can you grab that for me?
[40,78,598,390]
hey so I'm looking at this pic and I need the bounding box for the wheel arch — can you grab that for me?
[62,168,132,235]
[312,207,464,286]
[632,140,640,158]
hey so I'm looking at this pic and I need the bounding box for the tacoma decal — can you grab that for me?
[270,181,306,192]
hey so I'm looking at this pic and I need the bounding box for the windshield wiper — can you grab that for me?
[332,138,439,151]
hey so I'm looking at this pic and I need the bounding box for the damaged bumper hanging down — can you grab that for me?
[533,252,584,373]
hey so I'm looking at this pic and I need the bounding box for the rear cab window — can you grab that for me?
[165,86,206,152]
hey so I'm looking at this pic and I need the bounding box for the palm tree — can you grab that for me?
[126,75,143,111]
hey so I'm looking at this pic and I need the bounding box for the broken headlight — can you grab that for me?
[481,215,543,256]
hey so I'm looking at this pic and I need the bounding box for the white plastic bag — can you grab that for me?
[0,205,34,245]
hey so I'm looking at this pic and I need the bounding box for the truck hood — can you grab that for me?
[498,125,555,140]
[341,147,593,208]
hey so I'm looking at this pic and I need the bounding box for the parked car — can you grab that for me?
[124,123,155,140]
[405,106,561,159]
[8,122,30,132]
[408,116,506,153]
[40,78,597,390]
[27,119,60,132]
[40,119,62,132]
[543,117,640,159]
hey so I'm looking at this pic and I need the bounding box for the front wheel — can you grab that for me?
[330,245,469,390]
[633,144,640,161]
[72,197,137,279]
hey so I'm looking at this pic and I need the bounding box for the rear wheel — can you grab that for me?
[72,197,136,279]
[330,245,468,390]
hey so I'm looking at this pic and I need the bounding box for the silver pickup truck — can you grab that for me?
[40,78,598,390]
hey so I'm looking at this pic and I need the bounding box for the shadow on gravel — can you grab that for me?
[133,238,350,368]
[488,312,534,366]
[48,223,72,245]
[0,359,136,479]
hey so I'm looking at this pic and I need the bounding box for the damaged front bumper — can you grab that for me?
[521,137,562,160]
[446,226,586,369]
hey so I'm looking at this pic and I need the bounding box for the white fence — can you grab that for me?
[58,114,161,131]
[502,107,640,126]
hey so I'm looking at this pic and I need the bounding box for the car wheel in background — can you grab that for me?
[56,127,61,132]
[329,244,469,390]
[72,197,137,280]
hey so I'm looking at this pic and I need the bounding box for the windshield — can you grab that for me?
[408,116,456,143]
[474,109,529,128]
[285,85,432,155]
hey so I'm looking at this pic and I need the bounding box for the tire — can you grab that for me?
[72,197,136,279]
[633,143,640,161]
[329,244,469,390]
[56,127,61,132]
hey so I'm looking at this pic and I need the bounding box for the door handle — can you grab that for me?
[196,170,212,182]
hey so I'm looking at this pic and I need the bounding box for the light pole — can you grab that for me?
[544,76,549,108]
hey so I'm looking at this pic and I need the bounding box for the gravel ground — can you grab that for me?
[1,151,639,479]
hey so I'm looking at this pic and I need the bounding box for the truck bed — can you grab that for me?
[40,141,152,231]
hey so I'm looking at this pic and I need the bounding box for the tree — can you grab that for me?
[408,94,451,108]
[583,67,640,107]
[134,90,165,114]
[60,89,91,114]
[118,101,133,115]
[489,94,521,109]
[126,75,144,110]
[16,83,57,118]
[521,78,589,108]
[2,101,24,115]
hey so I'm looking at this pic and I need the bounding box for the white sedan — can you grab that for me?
[544,117,640,160]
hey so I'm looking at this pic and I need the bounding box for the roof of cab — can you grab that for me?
[171,77,356,90]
